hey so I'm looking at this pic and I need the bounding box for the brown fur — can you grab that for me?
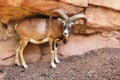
[15,18,66,69]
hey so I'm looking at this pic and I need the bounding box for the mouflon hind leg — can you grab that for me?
[18,38,29,68]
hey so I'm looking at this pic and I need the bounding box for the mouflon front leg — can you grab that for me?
[49,39,56,69]
[15,41,22,66]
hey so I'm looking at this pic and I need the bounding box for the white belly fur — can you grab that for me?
[30,37,49,44]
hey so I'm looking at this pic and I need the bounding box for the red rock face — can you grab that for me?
[0,0,84,23]
[21,0,84,16]
[89,0,120,11]
[58,33,120,56]
[0,6,33,23]
[23,43,42,64]
[0,0,21,7]
[59,0,88,7]
[86,5,120,30]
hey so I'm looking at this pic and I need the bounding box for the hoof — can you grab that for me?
[15,62,21,66]
[54,59,60,64]
[23,64,28,68]
[51,62,56,69]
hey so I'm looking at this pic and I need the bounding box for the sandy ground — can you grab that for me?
[0,48,120,80]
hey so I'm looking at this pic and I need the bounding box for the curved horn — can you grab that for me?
[51,9,68,20]
[70,13,87,25]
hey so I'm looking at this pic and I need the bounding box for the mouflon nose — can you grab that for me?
[63,32,68,36]
[63,29,68,36]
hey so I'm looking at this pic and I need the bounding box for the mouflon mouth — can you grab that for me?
[63,35,69,44]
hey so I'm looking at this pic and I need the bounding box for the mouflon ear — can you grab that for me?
[58,18,66,25]
[73,21,79,25]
